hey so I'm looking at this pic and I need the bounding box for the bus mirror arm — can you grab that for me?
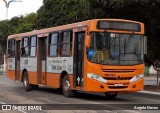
[86,47,88,54]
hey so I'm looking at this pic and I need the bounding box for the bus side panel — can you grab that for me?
[28,71,38,85]
[46,57,73,88]
[6,70,15,80]
[46,73,74,89]
[46,73,60,88]
[20,71,23,82]
[20,58,37,83]
[6,58,16,80]
[69,75,74,89]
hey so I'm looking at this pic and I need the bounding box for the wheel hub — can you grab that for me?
[24,77,27,87]
[64,80,70,92]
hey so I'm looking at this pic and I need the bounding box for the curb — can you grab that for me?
[138,90,160,95]
[144,78,159,81]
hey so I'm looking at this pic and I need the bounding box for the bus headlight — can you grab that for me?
[87,73,107,83]
[130,74,144,83]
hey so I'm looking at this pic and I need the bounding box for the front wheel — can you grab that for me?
[23,72,33,91]
[32,85,39,90]
[105,92,117,99]
[62,75,76,98]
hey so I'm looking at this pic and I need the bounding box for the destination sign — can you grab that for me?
[97,20,141,32]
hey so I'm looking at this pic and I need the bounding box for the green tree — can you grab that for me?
[0,20,11,59]
[9,16,20,34]
[0,13,37,60]
[16,13,37,33]
[37,0,90,29]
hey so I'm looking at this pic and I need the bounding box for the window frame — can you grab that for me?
[21,36,29,57]
[8,39,15,58]
[59,30,72,57]
[48,32,59,57]
[29,35,37,57]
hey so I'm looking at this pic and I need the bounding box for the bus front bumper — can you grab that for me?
[85,78,144,93]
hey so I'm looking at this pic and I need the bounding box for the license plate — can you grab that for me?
[114,84,123,86]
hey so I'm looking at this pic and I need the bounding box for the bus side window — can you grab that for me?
[8,40,15,57]
[22,37,29,57]
[59,31,72,56]
[30,36,37,57]
[49,33,58,57]
[20,46,26,56]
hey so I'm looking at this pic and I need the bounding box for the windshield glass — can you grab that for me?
[87,32,144,65]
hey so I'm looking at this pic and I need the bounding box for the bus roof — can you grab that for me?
[7,19,144,40]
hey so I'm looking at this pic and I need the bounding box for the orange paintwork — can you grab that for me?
[7,19,144,40]
[41,72,46,84]
[46,73,60,88]
[27,72,38,85]
[15,71,38,84]
[19,71,23,82]
[85,77,144,92]
[84,61,144,92]
[46,73,74,89]
[69,75,74,90]
[6,70,15,80]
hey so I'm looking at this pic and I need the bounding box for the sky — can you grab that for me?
[0,0,43,20]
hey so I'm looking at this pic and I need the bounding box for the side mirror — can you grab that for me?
[87,49,94,58]
[85,36,90,48]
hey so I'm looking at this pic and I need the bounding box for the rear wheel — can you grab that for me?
[23,72,33,91]
[62,75,75,97]
[105,92,117,99]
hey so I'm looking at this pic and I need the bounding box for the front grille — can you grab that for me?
[101,69,136,73]
[108,86,128,89]
[103,77,132,80]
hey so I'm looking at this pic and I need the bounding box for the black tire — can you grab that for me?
[105,92,117,99]
[62,75,76,98]
[32,85,39,90]
[23,72,33,91]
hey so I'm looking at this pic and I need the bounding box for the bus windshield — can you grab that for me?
[87,32,144,65]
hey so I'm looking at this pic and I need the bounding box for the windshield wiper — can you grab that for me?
[123,34,134,54]
[127,34,133,47]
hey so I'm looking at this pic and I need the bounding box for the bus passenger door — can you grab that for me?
[73,31,85,88]
[15,40,21,81]
[37,36,47,85]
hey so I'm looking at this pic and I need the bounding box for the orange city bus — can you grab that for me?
[6,19,145,98]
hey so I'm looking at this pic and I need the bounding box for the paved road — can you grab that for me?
[0,74,160,113]
[145,80,159,85]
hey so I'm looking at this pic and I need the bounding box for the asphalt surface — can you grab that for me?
[0,74,160,113]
